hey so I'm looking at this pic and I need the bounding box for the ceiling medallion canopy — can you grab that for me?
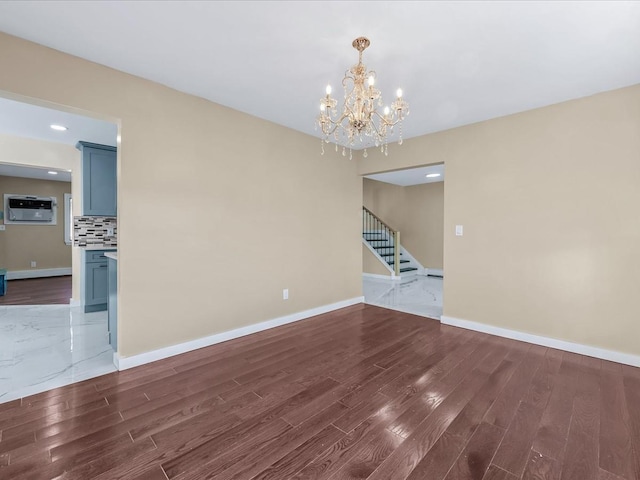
[317,37,409,159]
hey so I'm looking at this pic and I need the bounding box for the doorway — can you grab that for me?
[361,163,445,319]
[0,164,73,305]
[0,95,118,404]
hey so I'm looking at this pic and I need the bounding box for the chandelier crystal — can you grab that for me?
[317,37,409,159]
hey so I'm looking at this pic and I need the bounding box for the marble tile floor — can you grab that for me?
[363,273,443,319]
[0,305,116,404]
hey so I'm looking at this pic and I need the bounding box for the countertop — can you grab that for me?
[104,252,118,260]
[80,246,117,251]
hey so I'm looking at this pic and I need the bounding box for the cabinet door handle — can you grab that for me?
[99,265,108,268]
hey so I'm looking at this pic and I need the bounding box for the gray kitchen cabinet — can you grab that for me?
[76,141,117,216]
[84,250,109,312]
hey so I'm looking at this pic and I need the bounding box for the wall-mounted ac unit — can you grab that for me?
[6,195,55,223]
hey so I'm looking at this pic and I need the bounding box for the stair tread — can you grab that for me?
[399,267,418,272]
[387,260,410,265]
[379,253,403,258]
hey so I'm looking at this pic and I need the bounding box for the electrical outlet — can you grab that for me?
[283,288,289,300]
[0,225,5,231]
[30,261,37,268]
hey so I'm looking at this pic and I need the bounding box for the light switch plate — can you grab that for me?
[455,225,463,236]
[0,225,5,231]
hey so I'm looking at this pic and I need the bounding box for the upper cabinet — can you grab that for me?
[76,142,117,216]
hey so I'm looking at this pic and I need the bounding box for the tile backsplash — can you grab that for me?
[73,216,117,248]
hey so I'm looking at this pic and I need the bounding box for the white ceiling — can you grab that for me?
[0,97,114,183]
[365,164,444,187]
[0,164,71,183]
[0,1,639,149]
[0,97,117,147]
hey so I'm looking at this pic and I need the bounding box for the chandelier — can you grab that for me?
[317,36,409,159]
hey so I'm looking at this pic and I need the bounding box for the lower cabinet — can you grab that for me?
[84,250,110,312]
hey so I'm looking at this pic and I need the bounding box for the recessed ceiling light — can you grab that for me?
[47,171,58,175]
[50,124,68,131]
[426,173,441,178]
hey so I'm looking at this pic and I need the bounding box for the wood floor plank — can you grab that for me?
[161,377,340,477]
[484,347,545,429]
[483,464,520,480]
[443,421,504,480]
[129,464,170,480]
[365,371,490,480]
[0,276,71,305]
[522,449,561,480]
[560,360,600,480]
[598,469,628,480]
[621,372,640,480]
[1,304,638,480]
[329,429,404,480]
[192,402,349,480]
[52,437,157,480]
[492,400,547,477]
[405,356,518,480]
[599,369,635,480]
[247,425,345,480]
[294,414,395,480]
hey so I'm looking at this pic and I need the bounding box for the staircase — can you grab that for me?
[363,207,419,277]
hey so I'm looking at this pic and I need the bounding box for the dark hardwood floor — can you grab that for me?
[0,276,72,305]
[0,303,638,480]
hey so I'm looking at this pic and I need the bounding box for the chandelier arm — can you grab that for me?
[321,109,353,138]
[371,110,401,127]
[368,116,384,139]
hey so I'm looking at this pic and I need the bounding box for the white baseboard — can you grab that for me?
[441,315,640,368]
[114,296,365,371]
[69,298,80,307]
[362,272,398,281]
[6,267,72,280]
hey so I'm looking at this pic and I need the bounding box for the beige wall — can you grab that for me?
[363,178,404,230]
[0,134,81,300]
[0,175,71,271]
[0,33,362,358]
[363,178,444,269]
[360,84,640,358]
[403,182,444,270]
[363,244,392,276]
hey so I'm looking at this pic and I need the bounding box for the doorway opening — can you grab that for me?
[0,95,118,404]
[361,163,445,319]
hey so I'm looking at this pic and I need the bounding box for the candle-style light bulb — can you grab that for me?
[384,106,390,116]
[320,103,326,112]
[326,85,332,96]
[368,75,375,87]
[396,88,403,98]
